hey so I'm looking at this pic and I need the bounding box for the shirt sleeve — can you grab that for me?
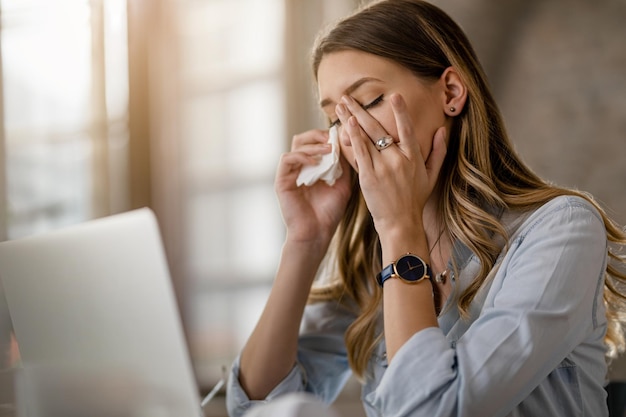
[366,196,608,417]
[225,300,355,417]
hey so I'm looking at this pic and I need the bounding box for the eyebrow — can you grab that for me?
[319,77,383,108]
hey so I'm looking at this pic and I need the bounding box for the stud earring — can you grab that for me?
[449,107,456,113]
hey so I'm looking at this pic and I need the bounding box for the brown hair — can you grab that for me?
[309,0,626,379]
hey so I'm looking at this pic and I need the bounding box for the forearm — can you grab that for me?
[383,279,438,361]
[380,225,438,362]
[239,238,328,399]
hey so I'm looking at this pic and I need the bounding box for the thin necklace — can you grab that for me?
[429,229,449,284]
[428,229,444,255]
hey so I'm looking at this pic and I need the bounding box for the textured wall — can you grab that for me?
[433,0,626,224]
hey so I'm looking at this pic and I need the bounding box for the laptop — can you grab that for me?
[0,208,203,417]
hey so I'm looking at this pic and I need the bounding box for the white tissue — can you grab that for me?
[296,125,343,186]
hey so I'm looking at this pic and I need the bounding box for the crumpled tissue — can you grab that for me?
[296,125,343,186]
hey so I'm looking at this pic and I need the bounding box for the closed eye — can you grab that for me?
[327,94,384,128]
[363,94,384,110]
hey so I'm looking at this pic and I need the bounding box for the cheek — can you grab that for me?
[373,110,399,139]
[404,105,445,157]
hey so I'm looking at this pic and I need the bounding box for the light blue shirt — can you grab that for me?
[226,196,609,417]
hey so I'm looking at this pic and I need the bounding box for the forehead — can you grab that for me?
[316,50,421,107]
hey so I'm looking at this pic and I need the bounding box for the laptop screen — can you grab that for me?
[0,208,203,416]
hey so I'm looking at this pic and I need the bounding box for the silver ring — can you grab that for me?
[374,135,394,151]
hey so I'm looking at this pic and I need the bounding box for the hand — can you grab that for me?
[275,129,353,246]
[336,93,448,240]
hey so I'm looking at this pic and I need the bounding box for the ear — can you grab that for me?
[440,67,467,117]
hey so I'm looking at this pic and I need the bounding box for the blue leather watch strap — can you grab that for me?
[376,263,395,287]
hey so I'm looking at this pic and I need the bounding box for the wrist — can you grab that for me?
[283,235,330,262]
[274,239,328,291]
[378,225,429,265]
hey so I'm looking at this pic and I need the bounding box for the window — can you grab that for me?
[0,0,129,239]
[176,0,286,387]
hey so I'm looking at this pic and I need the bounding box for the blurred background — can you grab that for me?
[0,0,624,416]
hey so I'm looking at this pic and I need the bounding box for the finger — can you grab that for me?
[337,102,394,156]
[390,93,417,156]
[335,102,351,129]
[291,129,329,150]
[346,115,376,172]
[294,142,332,156]
[340,95,389,145]
[424,126,448,188]
[276,151,326,179]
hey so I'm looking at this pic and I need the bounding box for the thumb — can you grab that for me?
[424,126,448,187]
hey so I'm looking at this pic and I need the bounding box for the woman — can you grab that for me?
[226,1,626,416]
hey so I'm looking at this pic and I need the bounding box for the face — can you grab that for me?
[317,50,450,171]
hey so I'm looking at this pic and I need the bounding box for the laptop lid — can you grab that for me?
[0,208,202,416]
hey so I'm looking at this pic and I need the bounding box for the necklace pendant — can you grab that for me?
[435,269,448,284]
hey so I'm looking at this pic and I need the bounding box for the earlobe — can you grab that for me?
[441,67,467,116]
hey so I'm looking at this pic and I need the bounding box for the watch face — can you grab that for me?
[394,254,426,282]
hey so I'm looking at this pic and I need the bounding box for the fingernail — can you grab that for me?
[336,103,345,115]
[391,94,402,106]
[341,95,351,105]
[349,116,358,126]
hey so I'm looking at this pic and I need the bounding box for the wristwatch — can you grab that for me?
[376,253,433,287]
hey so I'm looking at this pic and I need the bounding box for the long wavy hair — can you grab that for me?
[308,0,626,380]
